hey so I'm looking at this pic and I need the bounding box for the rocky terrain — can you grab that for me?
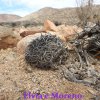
[19,7,78,25]
[0,5,100,100]
[0,20,100,100]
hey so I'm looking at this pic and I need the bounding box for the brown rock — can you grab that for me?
[17,33,47,54]
[14,26,46,37]
[47,31,66,42]
[20,30,45,37]
[44,20,58,32]
[17,32,66,54]
[57,25,83,41]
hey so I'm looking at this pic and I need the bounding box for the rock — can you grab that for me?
[47,31,66,42]
[20,30,45,37]
[44,20,58,32]
[17,33,47,54]
[17,32,66,54]
[14,26,46,37]
[57,25,83,41]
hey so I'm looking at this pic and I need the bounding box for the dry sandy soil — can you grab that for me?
[0,47,99,100]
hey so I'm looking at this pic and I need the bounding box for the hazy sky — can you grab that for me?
[0,0,100,16]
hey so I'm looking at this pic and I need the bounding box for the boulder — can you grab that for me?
[44,20,58,32]
[17,33,47,54]
[20,30,45,37]
[14,26,45,37]
[17,32,66,54]
[57,25,83,41]
[47,31,66,42]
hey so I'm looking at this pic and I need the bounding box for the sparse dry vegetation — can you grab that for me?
[76,0,100,26]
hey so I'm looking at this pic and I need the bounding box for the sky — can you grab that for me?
[0,0,100,17]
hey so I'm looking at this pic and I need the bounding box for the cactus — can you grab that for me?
[25,33,68,69]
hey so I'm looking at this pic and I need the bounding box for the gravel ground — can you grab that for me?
[0,48,99,100]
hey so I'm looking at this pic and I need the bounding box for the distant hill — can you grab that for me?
[19,5,100,25]
[0,5,100,27]
[0,14,21,22]
[19,7,79,25]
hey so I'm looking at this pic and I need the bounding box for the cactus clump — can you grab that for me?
[25,33,68,69]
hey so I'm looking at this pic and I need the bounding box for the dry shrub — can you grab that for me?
[76,0,99,26]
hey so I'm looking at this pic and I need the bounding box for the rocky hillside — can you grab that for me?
[19,7,79,25]
[19,5,100,25]
[0,14,21,22]
[0,7,79,27]
[0,5,100,27]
